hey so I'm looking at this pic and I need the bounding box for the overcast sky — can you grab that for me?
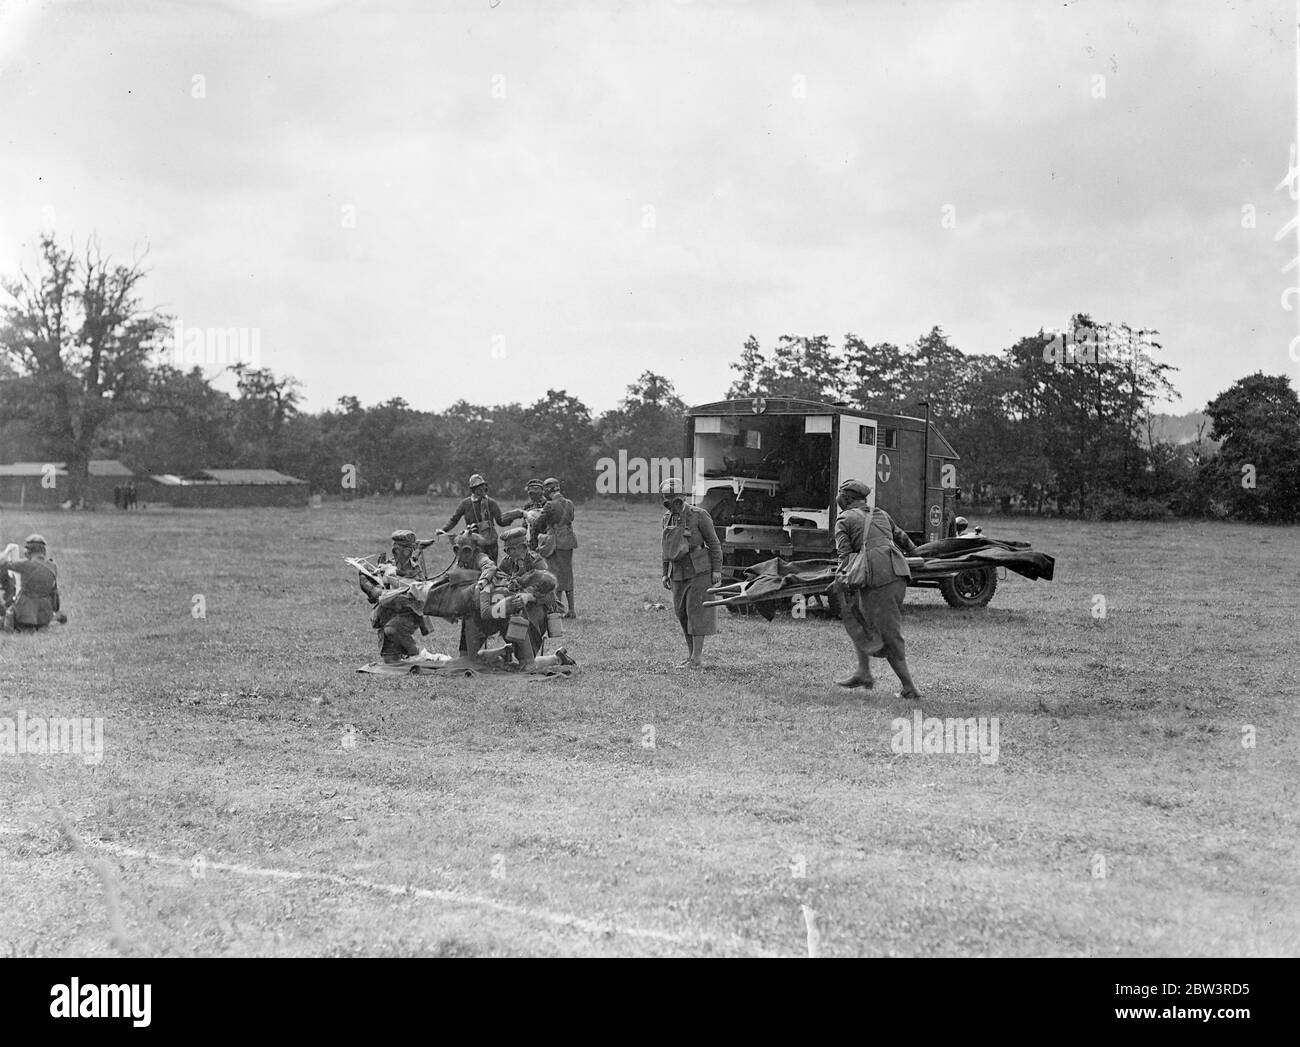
[0,0,1295,415]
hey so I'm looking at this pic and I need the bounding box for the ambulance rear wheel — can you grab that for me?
[939,568,997,608]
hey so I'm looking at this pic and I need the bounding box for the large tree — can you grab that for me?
[1203,373,1300,521]
[98,364,238,475]
[842,335,914,412]
[0,234,172,504]
[596,370,688,467]
[1002,316,1173,515]
[520,389,599,498]
[228,363,302,466]
[899,325,967,421]
[726,333,844,401]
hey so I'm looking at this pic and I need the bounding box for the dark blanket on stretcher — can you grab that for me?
[707,537,1054,613]
[911,536,1055,581]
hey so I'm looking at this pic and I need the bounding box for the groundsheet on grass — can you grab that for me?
[357,645,578,679]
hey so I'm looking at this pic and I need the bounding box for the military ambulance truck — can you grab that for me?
[684,397,999,608]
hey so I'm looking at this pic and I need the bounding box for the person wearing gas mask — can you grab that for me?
[437,473,509,562]
[659,477,722,669]
[832,479,920,699]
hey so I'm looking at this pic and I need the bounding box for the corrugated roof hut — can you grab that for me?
[146,468,309,507]
[0,460,136,506]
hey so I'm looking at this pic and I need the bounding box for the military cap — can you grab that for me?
[525,478,544,490]
[500,526,528,546]
[390,529,418,546]
[468,473,487,488]
[659,477,686,497]
[838,478,872,499]
[542,476,560,489]
[24,534,47,548]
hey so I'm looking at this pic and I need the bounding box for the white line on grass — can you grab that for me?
[0,824,783,957]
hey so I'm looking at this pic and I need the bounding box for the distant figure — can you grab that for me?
[126,482,138,510]
[113,485,123,510]
[425,483,437,504]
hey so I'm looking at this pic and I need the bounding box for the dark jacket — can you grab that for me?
[495,546,550,580]
[358,547,426,631]
[537,495,578,550]
[661,504,722,581]
[834,506,916,588]
[6,556,59,627]
[443,495,508,544]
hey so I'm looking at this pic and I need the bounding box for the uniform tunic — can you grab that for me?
[536,495,578,590]
[4,556,59,629]
[358,546,426,660]
[500,496,546,531]
[443,495,509,561]
[661,504,722,638]
[834,506,916,660]
[485,547,553,656]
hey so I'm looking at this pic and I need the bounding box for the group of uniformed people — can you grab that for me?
[359,470,920,692]
[4,466,920,695]
[357,473,579,667]
[434,474,578,618]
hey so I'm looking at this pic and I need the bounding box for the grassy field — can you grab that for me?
[1,498,1297,957]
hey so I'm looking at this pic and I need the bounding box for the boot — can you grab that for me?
[563,590,576,619]
[835,647,875,689]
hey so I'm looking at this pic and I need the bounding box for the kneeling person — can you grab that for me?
[474,527,555,668]
[358,528,428,663]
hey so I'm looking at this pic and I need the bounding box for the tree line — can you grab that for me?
[2,234,1298,521]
